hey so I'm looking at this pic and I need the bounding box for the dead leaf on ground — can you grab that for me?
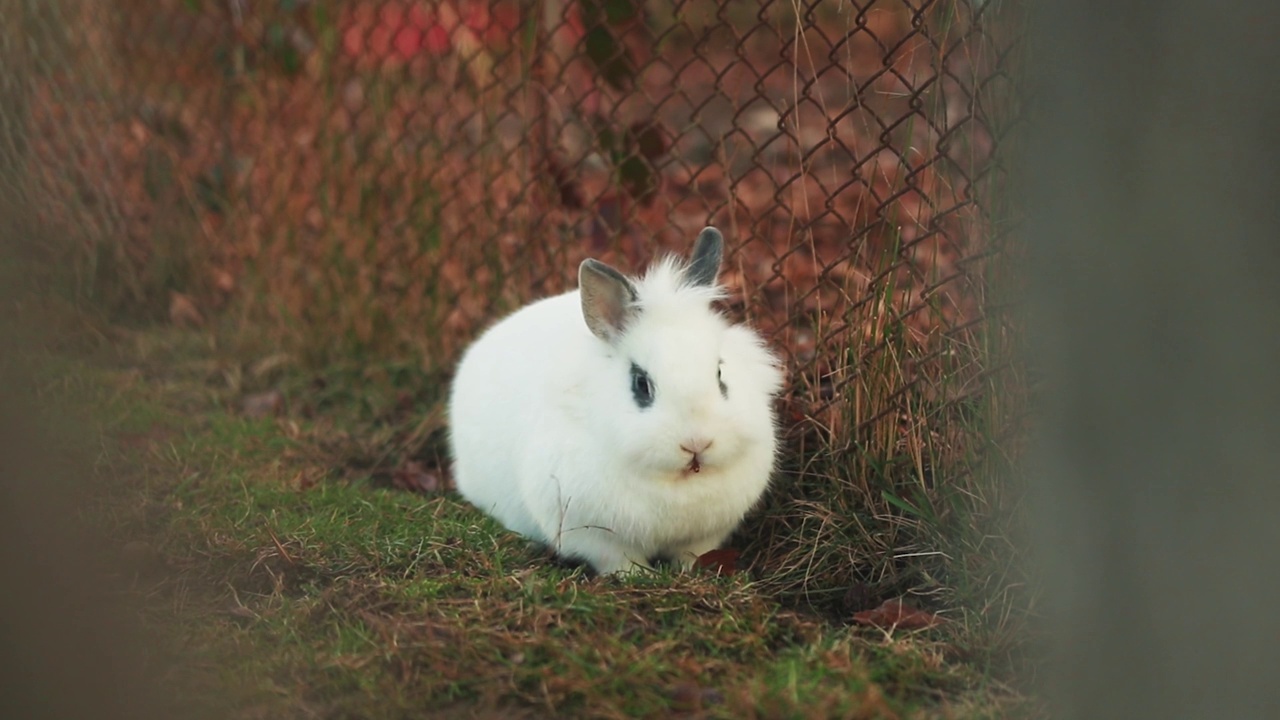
[852,598,946,630]
[241,389,285,419]
[694,547,740,575]
[168,291,204,327]
[292,467,325,490]
[390,459,447,493]
[212,268,236,294]
[667,680,723,713]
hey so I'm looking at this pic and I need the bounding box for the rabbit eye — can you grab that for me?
[718,363,728,398]
[630,363,654,408]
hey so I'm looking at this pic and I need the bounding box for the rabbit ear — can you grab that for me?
[579,259,638,342]
[686,226,724,287]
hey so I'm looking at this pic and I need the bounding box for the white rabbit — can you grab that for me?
[448,227,783,575]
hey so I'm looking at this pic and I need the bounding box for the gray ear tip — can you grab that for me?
[579,258,638,302]
[578,258,606,280]
[695,227,725,259]
[686,226,725,287]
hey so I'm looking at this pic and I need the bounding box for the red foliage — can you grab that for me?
[340,1,520,61]
[694,548,741,576]
[852,598,946,630]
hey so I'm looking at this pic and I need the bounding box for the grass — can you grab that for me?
[16,314,1033,719]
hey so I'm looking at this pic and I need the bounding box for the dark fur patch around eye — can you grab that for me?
[630,363,654,408]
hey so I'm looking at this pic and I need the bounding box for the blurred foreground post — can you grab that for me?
[0,2,178,718]
[1027,2,1280,718]
[0,0,30,224]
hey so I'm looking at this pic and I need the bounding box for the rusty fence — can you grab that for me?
[1,1,1024,516]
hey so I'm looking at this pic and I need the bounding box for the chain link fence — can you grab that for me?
[3,0,1024,598]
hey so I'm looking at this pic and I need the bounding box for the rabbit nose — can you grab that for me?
[681,437,713,456]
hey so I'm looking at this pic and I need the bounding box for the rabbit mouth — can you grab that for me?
[674,447,715,477]
[679,439,713,475]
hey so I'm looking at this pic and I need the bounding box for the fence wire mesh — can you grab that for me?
[2,0,1023,517]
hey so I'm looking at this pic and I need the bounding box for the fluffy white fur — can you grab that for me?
[448,236,783,575]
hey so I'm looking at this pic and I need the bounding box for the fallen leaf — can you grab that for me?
[293,468,323,490]
[694,547,740,575]
[212,268,235,294]
[668,681,703,712]
[852,598,945,630]
[241,389,285,419]
[168,291,204,327]
[392,24,423,60]
[665,680,724,713]
[391,460,445,493]
[342,23,364,57]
